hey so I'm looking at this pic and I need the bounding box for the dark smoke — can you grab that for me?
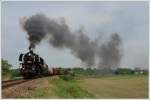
[97,33,123,69]
[22,14,50,49]
[21,13,123,69]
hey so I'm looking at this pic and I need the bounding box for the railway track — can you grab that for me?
[2,74,63,89]
[2,75,52,89]
[2,79,28,89]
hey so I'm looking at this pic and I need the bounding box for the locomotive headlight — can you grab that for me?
[28,53,31,56]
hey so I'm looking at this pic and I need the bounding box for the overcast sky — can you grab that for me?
[2,1,148,69]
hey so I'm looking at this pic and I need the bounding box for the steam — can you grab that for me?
[21,13,123,69]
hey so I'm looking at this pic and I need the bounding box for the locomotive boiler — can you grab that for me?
[19,49,49,78]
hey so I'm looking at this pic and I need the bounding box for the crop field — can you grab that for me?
[2,75,148,99]
[78,75,148,98]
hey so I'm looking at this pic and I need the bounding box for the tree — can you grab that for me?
[1,59,12,76]
[115,68,133,75]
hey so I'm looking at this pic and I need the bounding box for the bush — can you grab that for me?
[115,68,134,75]
[11,68,21,77]
[2,59,13,79]
[60,74,75,81]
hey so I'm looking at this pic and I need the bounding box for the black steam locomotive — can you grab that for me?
[19,49,49,78]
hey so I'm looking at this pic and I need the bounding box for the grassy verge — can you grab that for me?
[52,76,95,98]
[26,76,95,98]
[26,85,57,98]
[24,77,58,98]
[2,74,13,80]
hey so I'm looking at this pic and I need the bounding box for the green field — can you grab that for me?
[23,75,148,99]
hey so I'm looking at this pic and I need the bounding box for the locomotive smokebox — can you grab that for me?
[29,47,34,54]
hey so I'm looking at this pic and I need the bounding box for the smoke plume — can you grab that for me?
[21,13,123,69]
[97,33,123,69]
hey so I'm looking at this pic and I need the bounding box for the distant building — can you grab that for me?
[134,67,148,75]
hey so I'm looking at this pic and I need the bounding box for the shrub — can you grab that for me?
[11,68,21,77]
[60,74,75,81]
[2,59,13,79]
[115,68,134,75]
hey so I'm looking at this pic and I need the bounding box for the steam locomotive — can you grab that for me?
[19,49,49,78]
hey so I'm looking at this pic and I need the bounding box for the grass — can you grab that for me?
[2,74,13,80]
[22,75,148,98]
[26,76,94,98]
[52,76,95,98]
[27,85,57,98]
[78,75,148,98]
[26,77,58,98]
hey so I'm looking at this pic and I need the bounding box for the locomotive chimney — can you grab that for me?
[29,47,34,54]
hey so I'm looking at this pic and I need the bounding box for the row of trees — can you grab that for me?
[68,67,148,76]
[1,59,148,80]
[115,68,148,75]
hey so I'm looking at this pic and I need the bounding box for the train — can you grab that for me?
[19,49,50,78]
[19,49,70,78]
